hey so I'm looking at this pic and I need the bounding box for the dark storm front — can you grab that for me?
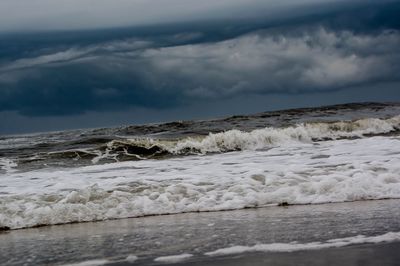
[0,102,400,172]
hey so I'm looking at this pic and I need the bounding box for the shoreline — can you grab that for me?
[2,197,399,233]
[147,242,400,266]
[1,199,400,265]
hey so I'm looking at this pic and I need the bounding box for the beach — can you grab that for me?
[1,0,400,263]
[1,103,400,265]
[1,199,400,265]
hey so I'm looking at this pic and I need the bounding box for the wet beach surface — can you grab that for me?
[1,199,400,265]
[157,242,400,266]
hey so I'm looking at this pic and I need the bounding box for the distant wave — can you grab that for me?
[81,115,400,163]
[166,115,400,152]
[4,115,399,172]
[2,103,400,171]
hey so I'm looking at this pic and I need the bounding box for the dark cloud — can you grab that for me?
[0,0,400,126]
[0,0,373,32]
[140,28,400,96]
[1,82,399,135]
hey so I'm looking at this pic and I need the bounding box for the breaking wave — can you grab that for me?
[6,115,400,170]
[86,115,400,162]
[1,135,400,230]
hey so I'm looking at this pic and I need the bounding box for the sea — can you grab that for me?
[1,102,400,231]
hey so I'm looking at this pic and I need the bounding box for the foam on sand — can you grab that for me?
[125,255,138,263]
[154,254,193,263]
[61,259,109,266]
[205,231,400,256]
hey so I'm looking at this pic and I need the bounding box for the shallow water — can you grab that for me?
[1,199,400,265]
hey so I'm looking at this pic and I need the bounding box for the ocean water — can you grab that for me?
[1,102,400,230]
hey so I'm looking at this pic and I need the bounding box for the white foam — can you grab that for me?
[96,115,400,159]
[1,136,400,230]
[205,231,400,256]
[61,259,109,266]
[0,158,17,174]
[0,137,30,150]
[154,253,193,263]
[170,115,400,154]
[125,254,138,263]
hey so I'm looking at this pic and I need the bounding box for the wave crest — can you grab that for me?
[92,115,400,162]
[1,134,400,230]
[14,115,400,167]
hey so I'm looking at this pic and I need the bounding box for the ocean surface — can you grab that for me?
[1,102,400,231]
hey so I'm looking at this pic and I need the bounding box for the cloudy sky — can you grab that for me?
[1,0,400,134]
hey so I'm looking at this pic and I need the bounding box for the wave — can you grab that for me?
[1,135,400,230]
[1,114,399,173]
[86,115,400,163]
[0,158,17,174]
[169,115,400,152]
[4,114,400,170]
[2,172,400,230]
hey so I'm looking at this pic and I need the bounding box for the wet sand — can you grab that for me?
[1,199,400,265]
[148,242,400,266]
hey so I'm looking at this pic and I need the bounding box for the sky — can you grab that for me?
[0,0,400,134]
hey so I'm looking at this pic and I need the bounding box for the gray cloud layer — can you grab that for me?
[0,0,336,32]
[0,0,400,131]
[1,27,399,116]
[140,28,400,97]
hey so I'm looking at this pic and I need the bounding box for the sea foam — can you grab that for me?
[205,231,400,256]
[90,115,400,162]
[1,136,400,230]
[0,158,17,174]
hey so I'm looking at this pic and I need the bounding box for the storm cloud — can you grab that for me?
[0,0,348,32]
[140,29,400,97]
[0,0,400,133]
